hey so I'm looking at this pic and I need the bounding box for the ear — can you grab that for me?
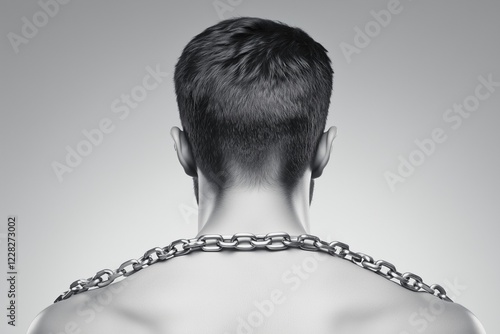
[311,126,337,179]
[170,126,197,177]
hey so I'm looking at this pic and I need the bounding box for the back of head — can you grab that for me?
[174,17,333,192]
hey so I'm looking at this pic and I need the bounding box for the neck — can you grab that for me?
[195,175,312,237]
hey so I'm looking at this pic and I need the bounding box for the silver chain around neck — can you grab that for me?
[54,232,453,303]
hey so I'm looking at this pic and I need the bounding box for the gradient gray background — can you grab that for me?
[1,0,499,333]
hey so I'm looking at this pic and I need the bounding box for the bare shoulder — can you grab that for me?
[27,277,139,334]
[316,253,485,333]
[390,292,486,334]
[27,295,85,334]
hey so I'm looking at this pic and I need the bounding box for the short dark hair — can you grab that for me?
[174,17,333,194]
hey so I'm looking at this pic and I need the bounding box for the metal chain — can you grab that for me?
[54,232,453,303]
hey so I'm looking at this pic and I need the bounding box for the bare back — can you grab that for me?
[28,248,484,334]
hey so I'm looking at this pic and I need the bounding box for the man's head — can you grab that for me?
[173,17,334,203]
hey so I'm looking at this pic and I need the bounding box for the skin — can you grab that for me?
[170,126,338,237]
[27,126,486,334]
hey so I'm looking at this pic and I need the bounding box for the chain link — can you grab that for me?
[54,233,453,303]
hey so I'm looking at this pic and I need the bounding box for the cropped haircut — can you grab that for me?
[174,17,333,193]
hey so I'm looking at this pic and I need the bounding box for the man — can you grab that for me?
[28,17,485,334]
